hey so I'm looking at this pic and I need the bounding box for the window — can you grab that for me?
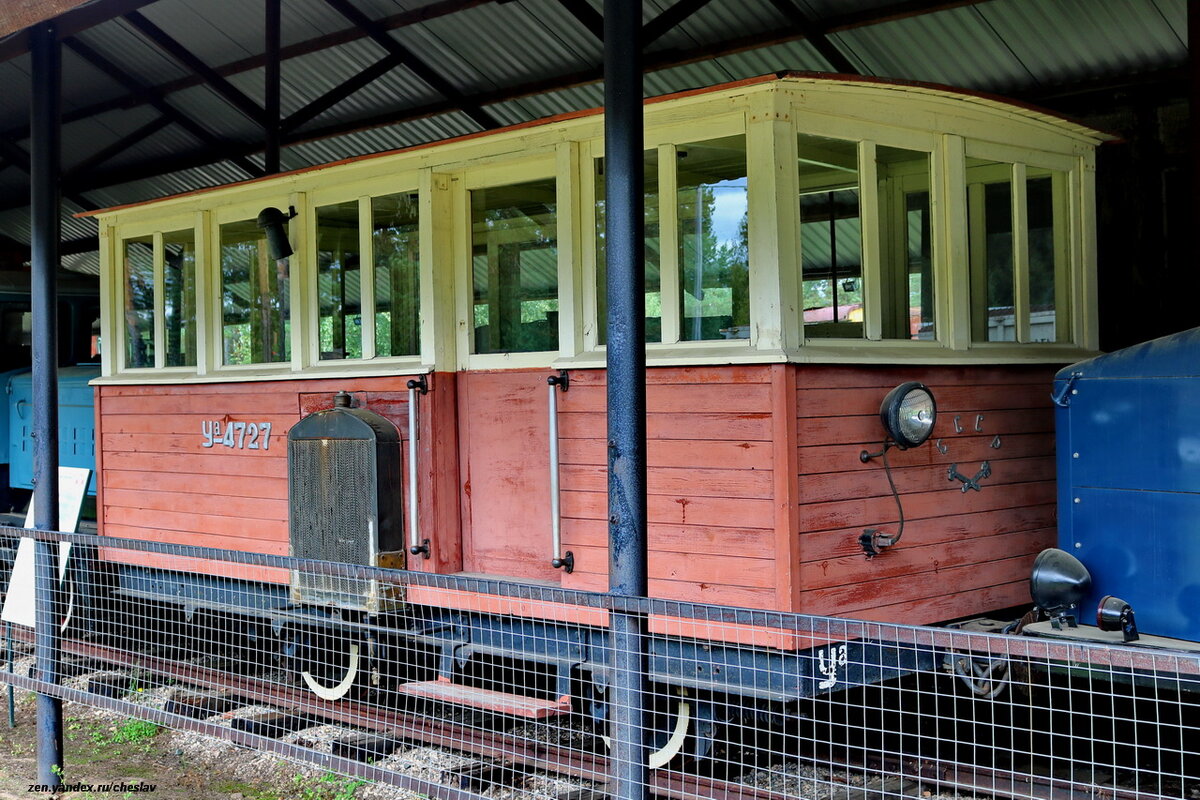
[372,193,420,357]
[594,150,661,344]
[677,136,748,341]
[877,145,934,341]
[471,178,558,354]
[315,200,361,360]
[798,135,862,338]
[798,138,934,341]
[121,229,197,369]
[968,160,1070,344]
[220,218,290,365]
[122,236,154,368]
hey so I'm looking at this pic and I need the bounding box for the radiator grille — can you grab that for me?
[288,438,376,607]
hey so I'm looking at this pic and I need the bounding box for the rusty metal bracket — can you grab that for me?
[948,461,991,492]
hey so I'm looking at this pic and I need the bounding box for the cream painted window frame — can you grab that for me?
[208,194,307,376]
[455,154,567,371]
[580,113,753,355]
[109,212,205,377]
[962,141,1082,347]
[306,175,425,370]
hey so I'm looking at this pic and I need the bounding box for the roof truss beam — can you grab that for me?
[321,0,501,130]
[65,115,172,177]
[64,37,263,179]
[123,10,268,127]
[642,0,716,47]
[556,0,604,41]
[765,0,859,73]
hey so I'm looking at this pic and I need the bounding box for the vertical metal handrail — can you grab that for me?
[407,376,430,558]
[548,371,573,572]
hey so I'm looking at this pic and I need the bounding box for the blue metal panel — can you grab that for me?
[1056,326,1200,642]
[8,365,99,496]
[0,367,30,465]
[1071,487,1200,642]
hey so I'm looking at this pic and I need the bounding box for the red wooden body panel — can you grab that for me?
[792,364,1059,624]
[95,361,1058,633]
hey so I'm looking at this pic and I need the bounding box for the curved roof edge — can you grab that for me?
[81,71,1117,220]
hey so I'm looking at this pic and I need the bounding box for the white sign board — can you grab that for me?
[1,466,91,628]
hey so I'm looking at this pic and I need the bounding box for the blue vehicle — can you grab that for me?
[1028,326,1200,650]
[0,270,100,515]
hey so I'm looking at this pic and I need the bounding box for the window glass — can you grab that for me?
[879,146,934,340]
[122,236,154,368]
[162,229,197,367]
[471,178,558,354]
[373,193,420,357]
[220,218,291,365]
[967,158,1015,342]
[315,201,361,360]
[799,135,862,338]
[1027,170,1068,343]
[677,136,748,341]
[595,150,660,344]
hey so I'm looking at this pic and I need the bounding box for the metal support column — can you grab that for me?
[29,21,64,788]
[603,2,648,798]
[264,0,282,174]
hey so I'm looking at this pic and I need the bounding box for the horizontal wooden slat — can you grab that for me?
[99,548,288,585]
[567,365,771,387]
[561,518,774,556]
[796,383,1053,418]
[104,506,286,538]
[566,544,775,589]
[798,432,1052,476]
[566,571,776,610]
[801,553,1035,617]
[102,431,289,456]
[101,414,297,436]
[559,411,772,441]
[561,490,775,529]
[798,455,1054,504]
[797,480,1056,532]
[559,437,772,470]
[796,408,1053,447]
[101,392,301,415]
[800,527,1053,591]
[560,383,772,414]
[100,523,288,554]
[101,451,287,478]
[843,581,1035,626]
[102,487,288,520]
[560,464,773,500]
[100,376,416,397]
[792,364,1057,390]
[799,503,1056,561]
[103,469,287,500]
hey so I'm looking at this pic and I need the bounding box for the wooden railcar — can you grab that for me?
[85,75,1109,726]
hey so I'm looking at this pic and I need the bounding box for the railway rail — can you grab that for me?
[2,630,1179,800]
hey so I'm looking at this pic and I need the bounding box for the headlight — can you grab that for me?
[1030,548,1092,627]
[879,382,936,449]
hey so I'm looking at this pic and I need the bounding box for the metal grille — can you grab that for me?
[2,526,1197,799]
[288,437,376,608]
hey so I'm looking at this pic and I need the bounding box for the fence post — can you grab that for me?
[29,20,65,788]
[603,2,649,798]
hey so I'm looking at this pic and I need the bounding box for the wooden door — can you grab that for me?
[457,369,560,582]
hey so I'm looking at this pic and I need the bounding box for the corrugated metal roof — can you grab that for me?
[0,0,1187,263]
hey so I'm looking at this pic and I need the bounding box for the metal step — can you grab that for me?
[394,678,572,719]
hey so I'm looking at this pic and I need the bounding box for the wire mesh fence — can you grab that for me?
[0,525,1196,800]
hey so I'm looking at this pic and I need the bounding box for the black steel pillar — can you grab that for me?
[29,21,64,788]
[603,1,648,798]
[264,0,282,174]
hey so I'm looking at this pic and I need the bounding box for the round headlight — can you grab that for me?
[1030,548,1092,612]
[879,382,937,449]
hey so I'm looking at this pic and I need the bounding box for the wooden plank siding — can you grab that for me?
[793,364,1060,624]
[557,365,779,610]
[96,376,431,583]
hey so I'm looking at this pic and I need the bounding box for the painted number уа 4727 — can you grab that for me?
[201,420,272,450]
